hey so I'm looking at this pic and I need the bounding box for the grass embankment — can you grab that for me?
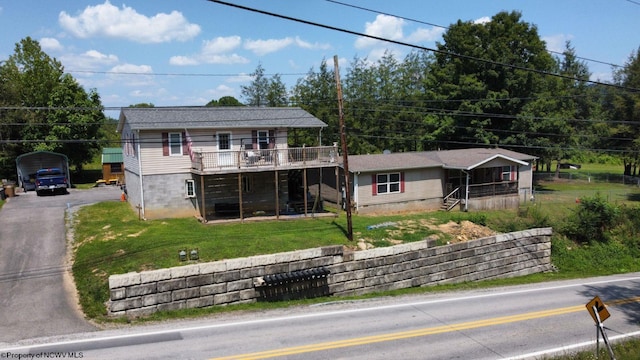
[72,204,485,319]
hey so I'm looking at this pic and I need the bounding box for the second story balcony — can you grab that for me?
[191,145,340,175]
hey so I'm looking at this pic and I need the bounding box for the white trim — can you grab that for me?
[185,179,196,198]
[136,130,145,219]
[168,132,183,156]
[376,172,401,194]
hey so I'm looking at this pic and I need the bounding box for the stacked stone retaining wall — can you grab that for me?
[108,228,552,317]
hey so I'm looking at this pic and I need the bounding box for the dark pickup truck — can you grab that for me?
[35,168,68,196]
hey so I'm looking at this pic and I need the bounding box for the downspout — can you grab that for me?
[137,129,145,219]
[352,172,359,212]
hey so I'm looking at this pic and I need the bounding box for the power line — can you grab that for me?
[67,70,307,77]
[325,0,623,69]
[208,0,639,93]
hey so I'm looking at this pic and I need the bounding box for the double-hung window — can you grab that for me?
[376,172,401,194]
[257,130,269,149]
[169,132,182,156]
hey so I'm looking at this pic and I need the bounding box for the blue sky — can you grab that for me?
[1,0,638,119]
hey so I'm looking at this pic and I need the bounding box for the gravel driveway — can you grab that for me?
[0,186,122,344]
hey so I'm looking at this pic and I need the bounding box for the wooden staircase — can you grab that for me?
[441,187,461,211]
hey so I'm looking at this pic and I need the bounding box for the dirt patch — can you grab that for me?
[430,220,496,243]
[354,219,496,250]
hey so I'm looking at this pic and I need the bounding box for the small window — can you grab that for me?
[376,172,401,194]
[502,166,512,181]
[218,133,231,150]
[111,163,122,173]
[169,133,182,156]
[185,179,195,198]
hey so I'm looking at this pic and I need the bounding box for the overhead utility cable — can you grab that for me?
[325,0,623,69]
[208,0,639,92]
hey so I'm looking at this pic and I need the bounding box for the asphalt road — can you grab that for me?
[2,273,639,359]
[0,186,122,344]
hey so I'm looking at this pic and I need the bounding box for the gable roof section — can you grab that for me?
[436,148,532,170]
[117,106,327,132]
[347,148,535,173]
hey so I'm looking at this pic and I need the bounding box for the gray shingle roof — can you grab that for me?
[347,148,536,172]
[117,106,327,131]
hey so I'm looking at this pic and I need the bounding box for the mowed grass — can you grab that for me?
[71,202,469,319]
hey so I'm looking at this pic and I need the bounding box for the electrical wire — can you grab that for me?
[325,0,623,69]
[207,0,639,93]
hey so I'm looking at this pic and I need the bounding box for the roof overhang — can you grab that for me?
[442,154,529,171]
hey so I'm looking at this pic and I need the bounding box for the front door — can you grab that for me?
[217,132,233,167]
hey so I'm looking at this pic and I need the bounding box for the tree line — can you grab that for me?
[248,11,640,176]
[1,11,639,180]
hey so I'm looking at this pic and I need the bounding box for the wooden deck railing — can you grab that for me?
[468,181,518,198]
[191,146,339,172]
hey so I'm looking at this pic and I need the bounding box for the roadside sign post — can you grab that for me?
[586,296,615,360]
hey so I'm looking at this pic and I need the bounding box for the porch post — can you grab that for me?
[275,170,280,220]
[464,170,470,212]
[335,166,340,205]
[238,173,244,221]
[303,168,308,216]
[200,174,206,221]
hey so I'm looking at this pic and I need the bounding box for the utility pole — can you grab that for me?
[333,55,353,241]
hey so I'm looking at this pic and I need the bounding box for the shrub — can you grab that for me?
[561,193,619,244]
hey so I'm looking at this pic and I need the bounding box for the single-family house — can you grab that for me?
[101,147,124,184]
[345,148,536,214]
[117,107,338,220]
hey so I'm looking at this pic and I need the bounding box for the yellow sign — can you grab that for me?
[586,296,611,324]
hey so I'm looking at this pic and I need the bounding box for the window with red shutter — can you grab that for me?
[375,172,403,194]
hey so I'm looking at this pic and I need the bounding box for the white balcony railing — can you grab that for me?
[192,146,339,172]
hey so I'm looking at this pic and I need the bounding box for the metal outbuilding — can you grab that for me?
[15,151,71,191]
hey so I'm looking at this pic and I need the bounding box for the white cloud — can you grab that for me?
[110,63,153,74]
[542,34,574,53]
[169,56,199,66]
[355,14,405,49]
[59,49,119,72]
[473,16,491,25]
[170,53,248,66]
[227,73,253,83]
[40,37,63,51]
[206,84,236,99]
[243,36,330,56]
[108,63,155,87]
[58,1,200,43]
[244,38,294,56]
[293,36,331,51]
[170,36,249,65]
[83,50,119,64]
[202,36,242,55]
[406,27,445,43]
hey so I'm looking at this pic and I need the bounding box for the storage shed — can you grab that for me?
[101,147,124,184]
[15,151,71,192]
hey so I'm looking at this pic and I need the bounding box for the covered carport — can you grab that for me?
[15,151,71,191]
